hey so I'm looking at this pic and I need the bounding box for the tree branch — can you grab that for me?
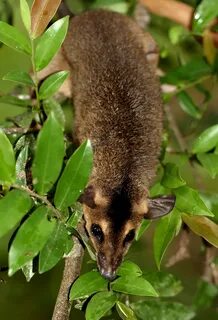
[52,236,84,320]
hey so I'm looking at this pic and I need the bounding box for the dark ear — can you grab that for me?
[144,195,176,220]
[78,185,96,209]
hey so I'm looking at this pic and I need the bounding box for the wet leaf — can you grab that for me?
[35,16,69,71]
[54,140,93,210]
[20,0,31,32]
[117,261,142,278]
[0,95,31,107]
[0,21,31,55]
[32,112,65,195]
[177,91,201,119]
[0,189,32,239]
[31,0,62,38]
[22,259,34,282]
[86,291,117,320]
[193,0,218,34]
[70,270,108,300]
[161,163,186,189]
[9,206,56,276]
[182,214,218,247]
[153,208,181,269]
[0,129,16,185]
[116,302,137,320]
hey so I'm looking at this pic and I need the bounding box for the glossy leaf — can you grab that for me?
[70,270,108,300]
[197,153,218,178]
[16,145,29,185]
[54,140,93,210]
[20,0,31,32]
[90,0,129,14]
[177,91,201,119]
[39,71,69,99]
[43,98,65,128]
[161,58,211,85]
[35,16,69,71]
[175,186,214,217]
[39,222,71,273]
[192,124,218,153]
[112,276,158,297]
[67,209,83,229]
[0,21,31,54]
[182,214,218,248]
[22,260,34,282]
[161,163,186,189]
[32,112,65,195]
[2,71,34,86]
[9,206,55,276]
[85,291,117,320]
[193,0,218,34]
[153,208,181,269]
[0,189,32,239]
[132,301,195,320]
[117,261,142,278]
[0,129,16,185]
[31,0,62,38]
[0,95,31,107]
[135,219,151,240]
[144,272,183,297]
[116,302,137,320]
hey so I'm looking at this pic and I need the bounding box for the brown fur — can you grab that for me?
[45,9,175,279]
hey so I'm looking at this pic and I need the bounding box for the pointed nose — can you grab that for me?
[100,268,116,281]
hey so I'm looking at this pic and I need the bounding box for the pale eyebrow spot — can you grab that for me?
[100,219,110,234]
[123,221,135,236]
[132,199,148,215]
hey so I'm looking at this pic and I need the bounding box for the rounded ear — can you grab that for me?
[144,195,176,220]
[78,185,96,209]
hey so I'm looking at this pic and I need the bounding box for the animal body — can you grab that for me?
[44,9,175,280]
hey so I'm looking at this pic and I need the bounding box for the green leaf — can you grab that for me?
[20,0,31,32]
[131,301,195,320]
[168,25,188,45]
[144,272,183,297]
[67,208,83,229]
[161,163,186,189]
[16,145,29,186]
[153,208,181,269]
[0,21,31,54]
[175,186,214,217]
[182,214,218,248]
[43,98,65,128]
[54,140,93,210]
[193,0,218,34]
[85,291,117,320]
[70,270,108,300]
[177,91,201,119]
[161,58,211,85]
[116,302,137,320]
[39,222,72,273]
[117,261,142,278]
[112,276,158,297]
[0,95,31,107]
[90,0,129,14]
[192,125,218,153]
[0,129,16,185]
[35,16,69,71]
[197,153,218,178]
[135,219,151,240]
[3,71,34,86]
[39,71,69,99]
[0,189,32,239]
[9,205,56,276]
[32,112,65,195]
[193,280,218,310]
[22,259,34,282]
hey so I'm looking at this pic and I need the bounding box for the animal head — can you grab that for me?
[79,185,175,280]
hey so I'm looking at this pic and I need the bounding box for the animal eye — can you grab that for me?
[124,229,135,244]
[91,224,104,243]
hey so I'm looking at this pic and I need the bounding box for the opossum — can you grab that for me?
[42,9,175,280]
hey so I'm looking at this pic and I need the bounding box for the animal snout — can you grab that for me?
[97,252,120,281]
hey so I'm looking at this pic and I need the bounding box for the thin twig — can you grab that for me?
[2,126,40,135]
[166,229,190,267]
[202,246,218,285]
[12,184,62,219]
[52,236,84,320]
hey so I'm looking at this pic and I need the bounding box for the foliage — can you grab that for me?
[0,0,218,319]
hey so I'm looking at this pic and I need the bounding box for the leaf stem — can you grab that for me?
[12,184,62,220]
[30,37,40,111]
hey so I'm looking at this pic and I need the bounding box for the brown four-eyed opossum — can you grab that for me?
[43,9,175,280]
